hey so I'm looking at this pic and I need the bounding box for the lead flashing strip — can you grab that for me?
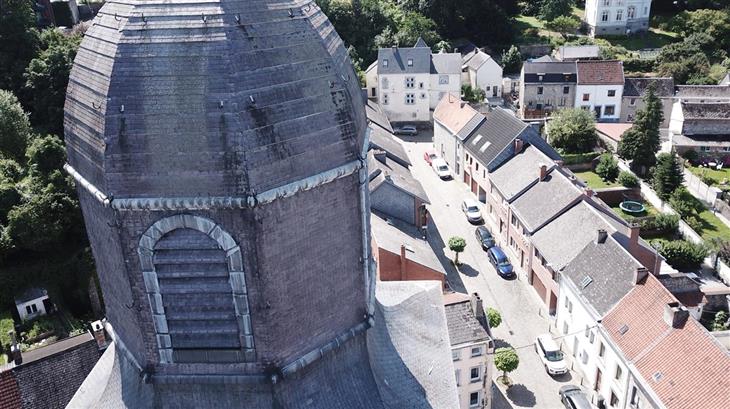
[64,159,362,211]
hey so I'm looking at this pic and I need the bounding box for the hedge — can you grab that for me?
[622,58,656,73]
[561,151,602,166]
[651,239,708,271]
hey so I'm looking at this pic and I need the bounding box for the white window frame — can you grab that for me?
[469,391,481,408]
[602,11,609,22]
[469,366,482,382]
[405,93,415,105]
[471,346,483,357]
[602,0,610,5]
[405,77,415,89]
[616,9,623,21]
[604,105,615,116]
[382,93,389,105]
[452,349,460,361]
[439,75,449,85]
[383,59,388,67]
[407,58,413,67]
[627,6,635,19]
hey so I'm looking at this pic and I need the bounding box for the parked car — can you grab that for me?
[423,149,438,166]
[393,125,418,136]
[487,246,514,278]
[461,199,483,224]
[558,385,594,409]
[534,334,568,376]
[432,159,451,180]
[475,226,495,250]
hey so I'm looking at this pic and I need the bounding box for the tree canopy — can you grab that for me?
[501,45,522,75]
[0,0,40,100]
[539,0,574,21]
[494,347,520,379]
[618,84,663,176]
[448,236,467,264]
[0,90,33,161]
[546,108,597,154]
[652,152,684,200]
[545,15,580,39]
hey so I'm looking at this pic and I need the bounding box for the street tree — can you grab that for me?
[617,84,663,176]
[501,45,522,74]
[546,108,597,153]
[652,152,684,200]
[494,347,520,384]
[546,15,580,39]
[487,307,502,328]
[0,90,33,161]
[448,236,467,265]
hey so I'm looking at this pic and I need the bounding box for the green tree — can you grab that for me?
[545,15,580,39]
[462,85,486,103]
[5,191,83,253]
[487,307,502,328]
[617,84,663,176]
[0,182,21,223]
[652,152,684,200]
[670,9,730,54]
[26,135,66,177]
[0,0,40,98]
[494,347,520,382]
[655,34,715,84]
[595,153,619,181]
[669,187,704,219]
[651,239,708,271]
[448,236,467,265]
[712,311,729,332]
[501,45,522,74]
[24,29,82,135]
[617,171,638,188]
[546,109,597,154]
[539,0,574,21]
[0,90,33,161]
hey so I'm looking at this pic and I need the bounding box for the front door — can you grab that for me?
[493,86,498,97]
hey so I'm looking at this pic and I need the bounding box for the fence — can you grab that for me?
[684,170,723,206]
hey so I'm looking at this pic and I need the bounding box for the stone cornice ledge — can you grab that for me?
[64,160,362,211]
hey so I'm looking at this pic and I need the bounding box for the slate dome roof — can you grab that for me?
[64,0,366,199]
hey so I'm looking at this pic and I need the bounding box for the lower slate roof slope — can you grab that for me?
[489,145,556,202]
[510,167,583,233]
[67,281,460,409]
[444,296,491,347]
[464,108,527,169]
[562,236,643,316]
[623,77,674,97]
[602,275,730,409]
[371,213,445,274]
[368,151,428,203]
[366,100,394,133]
[369,125,411,167]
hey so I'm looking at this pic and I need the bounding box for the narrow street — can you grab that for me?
[400,134,578,409]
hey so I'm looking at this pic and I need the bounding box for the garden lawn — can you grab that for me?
[574,170,620,189]
[597,29,678,51]
[695,209,730,242]
[685,165,730,188]
[611,201,660,221]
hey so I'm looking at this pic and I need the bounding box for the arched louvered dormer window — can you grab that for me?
[138,215,254,364]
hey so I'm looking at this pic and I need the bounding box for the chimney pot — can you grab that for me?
[514,138,524,153]
[471,293,485,319]
[539,164,548,181]
[634,267,649,284]
[596,229,608,244]
[629,222,640,251]
[663,302,689,328]
[91,320,107,349]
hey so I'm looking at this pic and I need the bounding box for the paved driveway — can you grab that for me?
[401,138,578,409]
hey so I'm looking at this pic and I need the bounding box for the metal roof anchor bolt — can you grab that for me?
[234,14,241,25]
[119,104,125,113]
[114,13,121,21]
[219,100,224,109]
[141,13,146,24]
[249,95,256,106]
[202,13,207,23]
[288,8,295,18]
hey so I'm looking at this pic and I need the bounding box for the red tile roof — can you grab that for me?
[0,369,22,409]
[433,93,480,134]
[603,275,730,409]
[576,60,624,85]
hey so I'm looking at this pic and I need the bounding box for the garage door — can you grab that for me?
[531,269,547,304]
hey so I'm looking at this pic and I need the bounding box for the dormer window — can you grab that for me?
[407,59,413,67]
[383,59,389,67]
[538,75,544,81]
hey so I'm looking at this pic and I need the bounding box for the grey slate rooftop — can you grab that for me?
[463,50,494,71]
[430,53,462,75]
[523,61,577,74]
[366,99,394,133]
[371,213,444,275]
[562,236,643,316]
[14,287,47,304]
[675,85,730,100]
[378,41,431,75]
[368,151,428,203]
[443,295,491,347]
[369,125,411,167]
[489,144,556,202]
[623,77,675,97]
[464,108,527,169]
[510,168,583,233]
[556,45,600,60]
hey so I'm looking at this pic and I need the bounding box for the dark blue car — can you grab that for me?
[487,246,514,278]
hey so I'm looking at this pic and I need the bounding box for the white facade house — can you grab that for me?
[374,38,461,122]
[432,94,485,177]
[15,287,50,321]
[584,0,653,37]
[461,50,503,98]
[575,61,624,122]
[445,293,493,409]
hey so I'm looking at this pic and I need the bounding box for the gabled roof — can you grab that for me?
[14,287,48,304]
[413,37,429,48]
[623,77,675,97]
[510,167,583,233]
[464,109,527,170]
[369,126,411,167]
[522,61,577,83]
[602,275,730,409]
[433,94,484,140]
[489,145,555,202]
[530,55,557,63]
[368,151,428,203]
[463,50,495,71]
[675,85,730,100]
[430,53,462,75]
[576,60,624,85]
[366,99,393,133]
[378,43,431,75]
[657,274,706,308]
[557,45,600,60]
[681,102,730,119]
[443,297,491,346]
[370,214,444,274]
[562,236,643,316]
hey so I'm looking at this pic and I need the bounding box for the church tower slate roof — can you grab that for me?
[63,1,459,407]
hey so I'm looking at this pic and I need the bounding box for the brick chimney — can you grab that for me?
[629,223,640,253]
[400,244,407,280]
[663,302,689,328]
[91,320,107,349]
[596,229,608,244]
[538,164,548,181]
[633,267,649,284]
[470,292,485,319]
[584,187,594,197]
[8,330,22,365]
[514,138,524,153]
